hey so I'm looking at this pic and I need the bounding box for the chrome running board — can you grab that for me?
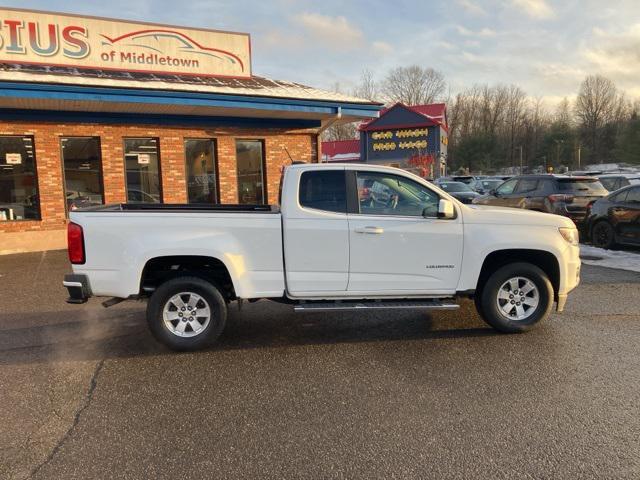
[294,299,459,312]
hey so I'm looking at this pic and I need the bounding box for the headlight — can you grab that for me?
[559,227,579,246]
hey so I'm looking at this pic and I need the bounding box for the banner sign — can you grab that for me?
[366,126,442,165]
[0,7,251,78]
[370,128,429,153]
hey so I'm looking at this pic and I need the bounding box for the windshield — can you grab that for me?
[452,177,474,185]
[478,180,502,190]
[557,178,607,195]
[440,182,472,192]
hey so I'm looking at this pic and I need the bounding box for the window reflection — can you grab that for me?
[0,136,40,221]
[124,138,162,203]
[61,137,104,212]
[236,140,265,204]
[185,139,217,203]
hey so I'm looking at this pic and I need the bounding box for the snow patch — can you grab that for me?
[580,244,640,273]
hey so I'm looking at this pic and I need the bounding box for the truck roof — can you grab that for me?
[287,162,411,174]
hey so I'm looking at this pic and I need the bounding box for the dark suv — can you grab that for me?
[472,175,608,227]
[587,185,640,248]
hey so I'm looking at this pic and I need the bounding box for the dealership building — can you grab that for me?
[0,8,381,254]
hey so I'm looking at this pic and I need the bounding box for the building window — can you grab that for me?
[185,139,218,203]
[124,138,162,203]
[236,139,266,204]
[61,137,104,212]
[0,136,40,221]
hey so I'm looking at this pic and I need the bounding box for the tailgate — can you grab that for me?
[566,195,602,212]
[557,178,607,212]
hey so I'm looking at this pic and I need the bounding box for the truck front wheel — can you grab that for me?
[478,262,553,333]
[146,276,227,351]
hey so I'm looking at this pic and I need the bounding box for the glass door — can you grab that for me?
[235,140,266,204]
[124,138,162,203]
[185,139,218,203]
[61,137,104,212]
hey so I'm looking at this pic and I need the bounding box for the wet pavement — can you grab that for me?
[1,250,639,479]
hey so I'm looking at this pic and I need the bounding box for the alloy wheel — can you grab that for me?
[162,292,211,337]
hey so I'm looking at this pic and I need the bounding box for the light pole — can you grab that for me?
[554,139,564,167]
[518,145,523,175]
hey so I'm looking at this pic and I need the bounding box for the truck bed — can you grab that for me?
[68,204,285,299]
[77,203,280,213]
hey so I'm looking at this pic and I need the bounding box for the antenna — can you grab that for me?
[284,147,294,163]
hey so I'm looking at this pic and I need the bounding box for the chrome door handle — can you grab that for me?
[354,226,384,234]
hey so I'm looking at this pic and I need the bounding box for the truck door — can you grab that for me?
[347,170,463,294]
[283,168,350,295]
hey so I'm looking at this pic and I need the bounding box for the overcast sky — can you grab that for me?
[8,0,640,104]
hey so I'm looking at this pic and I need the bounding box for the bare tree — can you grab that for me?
[503,85,527,166]
[321,82,359,142]
[352,69,378,101]
[555,97,573,126]
[575,75,618,160]
[381,65,446,105]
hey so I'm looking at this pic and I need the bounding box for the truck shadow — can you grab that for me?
[0,299,499,366]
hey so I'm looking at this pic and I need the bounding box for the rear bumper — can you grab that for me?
[63,274,92,304]
[551,204,591,226]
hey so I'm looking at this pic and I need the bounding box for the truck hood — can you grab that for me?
[462,204,574,228]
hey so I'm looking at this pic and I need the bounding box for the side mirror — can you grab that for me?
[437,199,455,219]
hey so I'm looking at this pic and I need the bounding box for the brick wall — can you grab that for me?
[0,119,318,250]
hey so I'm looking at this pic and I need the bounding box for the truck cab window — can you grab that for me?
[298,170,347,213]
[357,172,439,217]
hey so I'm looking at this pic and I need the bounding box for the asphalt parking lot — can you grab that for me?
[1,250,639,479]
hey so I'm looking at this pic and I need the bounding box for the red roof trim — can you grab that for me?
[359,102,448,132]
[321,139,360,156]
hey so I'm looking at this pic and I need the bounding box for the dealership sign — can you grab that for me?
[0,8,251,78]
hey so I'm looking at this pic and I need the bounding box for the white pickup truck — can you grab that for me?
[64,163,581,351]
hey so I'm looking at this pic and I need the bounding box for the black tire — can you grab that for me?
[591,220,616,249]
[474,289,486,321]
[479,262,553,333]
[146,276,227,351]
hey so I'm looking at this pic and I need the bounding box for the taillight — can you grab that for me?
[547,194,574,204]
[67,222,85,264]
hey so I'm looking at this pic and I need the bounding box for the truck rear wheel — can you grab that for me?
[479,262,553,333]
[146,276,227,351]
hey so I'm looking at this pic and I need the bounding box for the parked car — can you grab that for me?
[64,163,580,351]
[66,191,104,210]
[472,174,608,227]
[436,181,480,203]
[127,189,161,203]
[450,175,481,185]
[587,184,640,248]
[597,174,640,192]
[471,178,504,194]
